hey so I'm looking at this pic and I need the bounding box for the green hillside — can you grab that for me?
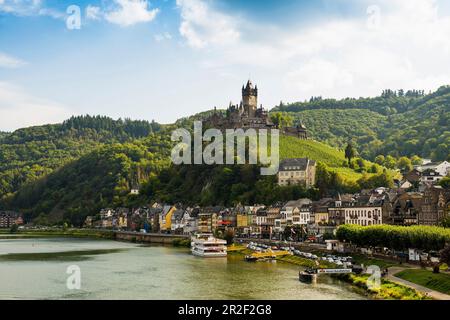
[273,86,450,161]
[0,115,161,197]
[280,135,347,166]
[5,138,171,225]
[279,135,389,183]
[1,121,390,225]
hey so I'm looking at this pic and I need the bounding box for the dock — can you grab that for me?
[246,249,291,260]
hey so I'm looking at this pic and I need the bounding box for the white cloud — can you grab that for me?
[0,52,27,68]
[0,0,66,19]
[154,32,172,42]
[0,82,73,131]
[0,0,42,16]
[38,7,65,19]
[176,0,240,49]
[86,5,101,20]
[177,0,450,103]
[105,0,159,27]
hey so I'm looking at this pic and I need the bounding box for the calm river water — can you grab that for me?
[0,238,366,300]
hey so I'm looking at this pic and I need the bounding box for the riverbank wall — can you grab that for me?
[1,229,190,246]
[114,231,189,245]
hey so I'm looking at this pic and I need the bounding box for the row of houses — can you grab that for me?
[86,185,450,239]
[401,160,450,190]
[0,211,24,228]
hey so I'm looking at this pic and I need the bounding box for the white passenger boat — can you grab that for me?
[191,233,227,257]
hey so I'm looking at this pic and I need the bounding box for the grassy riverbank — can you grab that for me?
[394,269,450,295]
[337,273,427,300]
[350,254,403,269]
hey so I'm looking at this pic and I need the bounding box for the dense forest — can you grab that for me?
[273,86,450,161]
[3,136,172,225]
[0,115,162,196]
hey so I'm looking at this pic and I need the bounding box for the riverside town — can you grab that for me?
[1,0,450,307]
[2,80,450,301]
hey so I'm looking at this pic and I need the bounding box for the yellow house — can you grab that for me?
[160,206,176,232]
[315,212,329,225]
[118,216,127,229]
[237,214,248,228]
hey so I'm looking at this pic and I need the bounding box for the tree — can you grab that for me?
[270,112,293,129]
[441,216,450,228]
[345,143,356,166]
[411,155,422,165]
[9,224,19,234]
[224,229,235,245]
[397,157,413,172]
[374,155,385,165]
[384,155,397,169]
[438,176,450,189]
[440,245,450,266]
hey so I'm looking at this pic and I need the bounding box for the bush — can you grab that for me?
[9,224,19,234]
[172,238,190,247]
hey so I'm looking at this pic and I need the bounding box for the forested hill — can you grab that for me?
[1,85,448,225]
[0,115,162,196]
[272,86,450,161]
[4,134,393,225]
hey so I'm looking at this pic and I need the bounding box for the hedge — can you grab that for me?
[336,224,450,251]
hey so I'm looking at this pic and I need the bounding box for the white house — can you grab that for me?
[420,169,444,185]
[416,161,450,177]
[281,199,312,226]
[344,206,383,226]
[182,210,199,235]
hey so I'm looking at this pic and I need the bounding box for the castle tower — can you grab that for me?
[242,80,258,117]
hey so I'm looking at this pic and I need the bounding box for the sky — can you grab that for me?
[1,0,450,131]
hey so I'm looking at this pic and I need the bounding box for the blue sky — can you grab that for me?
[1,0,450,131]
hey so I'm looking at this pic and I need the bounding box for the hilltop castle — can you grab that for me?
[206,80,308,139]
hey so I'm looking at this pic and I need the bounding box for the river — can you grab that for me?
[0,238,366,300]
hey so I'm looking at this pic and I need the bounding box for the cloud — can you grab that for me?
[86,5,101,20]
[0,0,42,16]
[154,32,172,42]
[104,0,159,27]
[176,0,240,49]
[0,82,73,132]
[0,0,66,19]
[176,0,450,102]
[0,52,27,68]
[38,7,66,19]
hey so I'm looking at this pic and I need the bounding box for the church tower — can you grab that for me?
[242,80,258,117]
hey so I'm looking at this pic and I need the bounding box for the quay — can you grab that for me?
[114,231,189,244]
